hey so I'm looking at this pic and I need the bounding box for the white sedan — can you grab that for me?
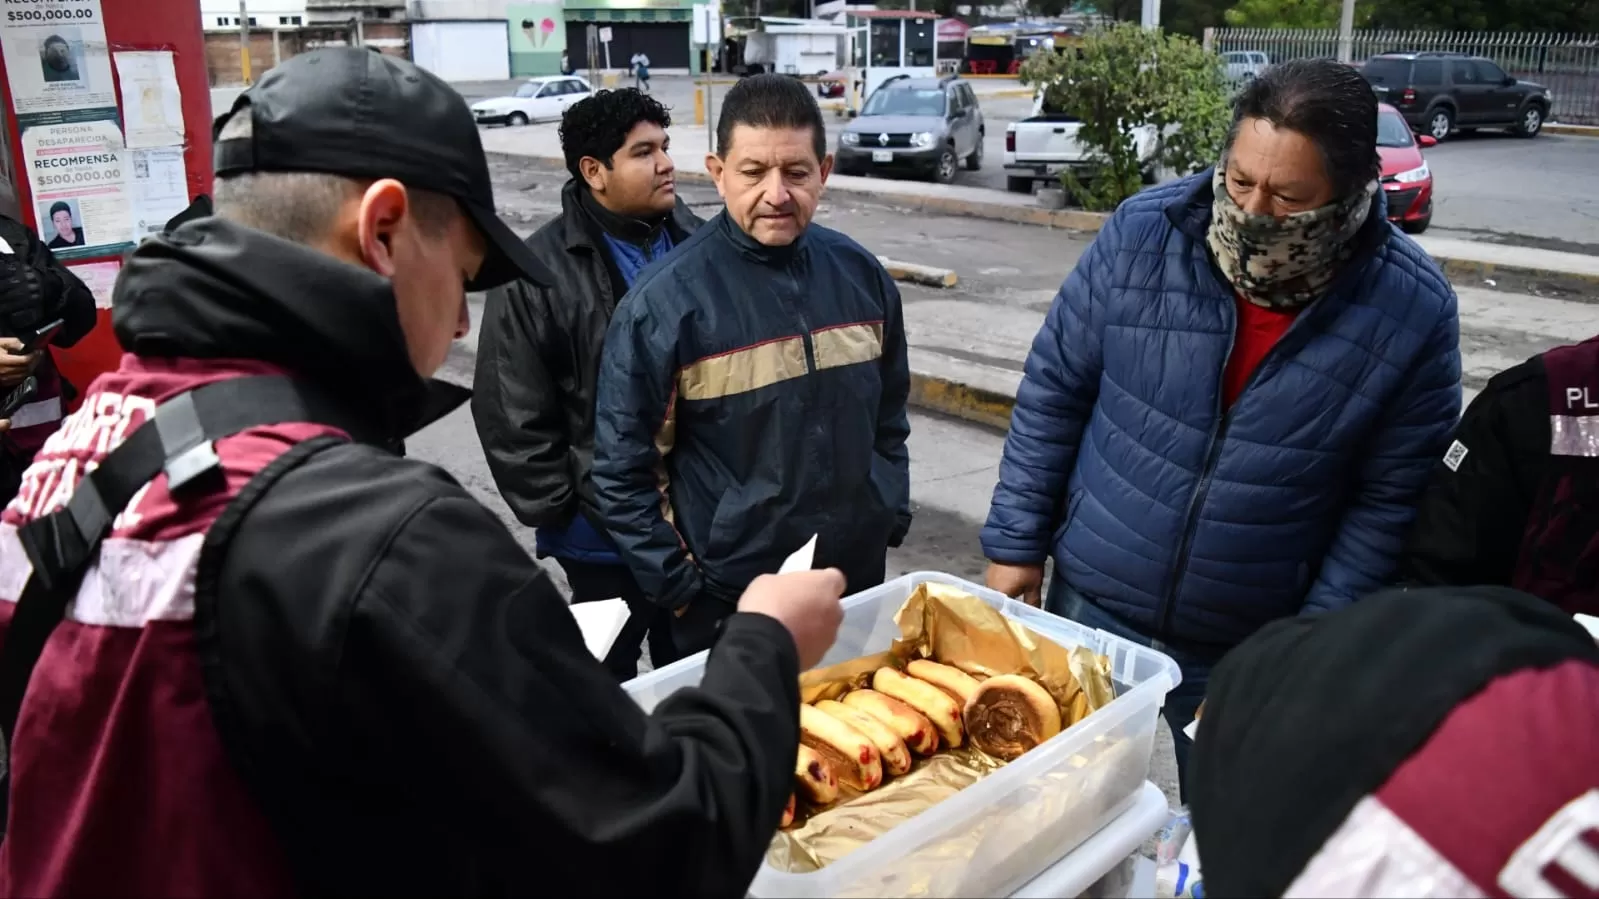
[471,76,593,126]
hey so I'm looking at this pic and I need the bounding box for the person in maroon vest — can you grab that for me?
[1400,337,1599,615]
[1190,585,1599,897]
[0,211,96,502]
[0,48,844,897]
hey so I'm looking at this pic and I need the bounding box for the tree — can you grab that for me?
[1020,22,1231,211]
[1158,0,1233,38]
[1223,0,1339,28]
[1363,0,1597,32]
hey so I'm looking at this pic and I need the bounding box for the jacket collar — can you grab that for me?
[717,209,805,267]
[112,216,466,443]
[559,179,701,253]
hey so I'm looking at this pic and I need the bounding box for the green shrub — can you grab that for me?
[1020,23,1232,211]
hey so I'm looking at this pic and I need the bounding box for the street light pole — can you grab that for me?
[237,0,253,84]
[1140,0,1161,29]
[1337,0,1356,63]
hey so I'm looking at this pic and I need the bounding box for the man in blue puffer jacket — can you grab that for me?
[981,60,1461,797]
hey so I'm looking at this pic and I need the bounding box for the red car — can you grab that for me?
[1378,102,1436,234]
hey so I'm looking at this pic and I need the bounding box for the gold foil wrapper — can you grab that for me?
[771,582,1120,878]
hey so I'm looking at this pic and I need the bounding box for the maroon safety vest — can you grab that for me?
[1511,336,1599,614]
[0,355,344,897]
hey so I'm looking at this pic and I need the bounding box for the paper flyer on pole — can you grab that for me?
[22,118,132,259]
[0,0,118,127]
[130,145,188,239]
[113,50,185,149]
[64,257,118,308]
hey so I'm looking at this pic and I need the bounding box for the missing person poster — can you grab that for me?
[130,145,187,239]
[64,257,117,308]
[0,0,117,126]
[114,50,184,149]
[22,118,132,258]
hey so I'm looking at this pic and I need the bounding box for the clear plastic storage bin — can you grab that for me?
[625,572,1181,898]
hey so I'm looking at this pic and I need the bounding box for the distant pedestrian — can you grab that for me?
[630,51,650,91]
[561,50,572,75]
[981,58,1461,800]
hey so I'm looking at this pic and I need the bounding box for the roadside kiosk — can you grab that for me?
[845,10,939,109]
[0,0,213,406]
[962,21,1059,76]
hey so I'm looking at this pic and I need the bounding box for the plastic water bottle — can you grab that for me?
[1155,861,1204,898]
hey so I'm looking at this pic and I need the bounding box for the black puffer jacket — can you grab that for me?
[472,181,701,532]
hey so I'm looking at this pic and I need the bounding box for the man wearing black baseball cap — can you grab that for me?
[0,48,843,897]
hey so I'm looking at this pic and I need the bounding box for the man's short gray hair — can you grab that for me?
[213,111,459,243]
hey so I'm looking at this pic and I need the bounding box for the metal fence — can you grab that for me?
[1204,28,1599,125]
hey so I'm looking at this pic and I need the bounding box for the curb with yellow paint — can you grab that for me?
[878,257,958,288]
[908,370,1015,430]
[1545,123,1599,138]
[1435,256,1599,297]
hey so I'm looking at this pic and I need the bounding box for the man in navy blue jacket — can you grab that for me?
[981,60,1461,797]
[594,74,912,657]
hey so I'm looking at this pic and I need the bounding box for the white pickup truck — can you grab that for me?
[1002,91,1160,194]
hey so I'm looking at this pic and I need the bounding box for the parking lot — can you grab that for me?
[455,73,1599,253]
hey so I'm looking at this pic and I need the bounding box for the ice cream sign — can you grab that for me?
[510,4,566,53]
[527,16,556,47]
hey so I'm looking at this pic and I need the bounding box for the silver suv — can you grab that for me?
[835,76,984,184]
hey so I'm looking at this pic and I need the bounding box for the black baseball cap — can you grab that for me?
[212,47,550,292]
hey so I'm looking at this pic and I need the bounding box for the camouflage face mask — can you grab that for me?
[1206,164,1377,310]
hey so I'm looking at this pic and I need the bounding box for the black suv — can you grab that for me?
[1361,52,1552,142]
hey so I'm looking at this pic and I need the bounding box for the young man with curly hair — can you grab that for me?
[473,88,702,679]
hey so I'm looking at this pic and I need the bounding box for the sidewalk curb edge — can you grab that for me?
[879,256,958,288]
[1545,124,1599,138]
[908,370,1015,431]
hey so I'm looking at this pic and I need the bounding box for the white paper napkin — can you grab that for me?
[569,597,630,661]
[1576,613,1599,643]
[778,534,818,574]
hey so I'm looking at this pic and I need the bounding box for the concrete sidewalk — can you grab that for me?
[902,282,1599,429]
[483,123,1599,291]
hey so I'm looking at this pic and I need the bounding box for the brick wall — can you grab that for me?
[204,23,410,86]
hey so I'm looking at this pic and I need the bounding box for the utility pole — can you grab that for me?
[1140,0,1161,28]
[1336,0,1356,63]
[237,0,253,84]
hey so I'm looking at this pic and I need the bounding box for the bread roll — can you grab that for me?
[816,699,913,775]
[874,667,964,748]
[799,703,884,791]
[963,674,1062,761]
[780,792,797,829]
[906,659,982,705]
[841,689,940,755]
[793,743,839,804]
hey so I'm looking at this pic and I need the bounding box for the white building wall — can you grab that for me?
[408,0,511,19]
[199,0,310,31]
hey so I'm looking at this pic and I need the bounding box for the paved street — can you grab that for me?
[456,73,1599,253]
